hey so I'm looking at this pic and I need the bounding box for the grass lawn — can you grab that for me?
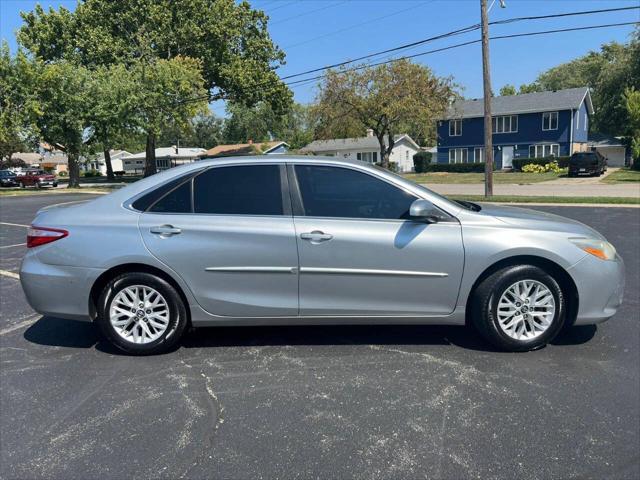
[601,168,640,183]
[450,195,640,205]
[403,171,561,184]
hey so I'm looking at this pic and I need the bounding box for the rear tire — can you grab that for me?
[96,272,188,355]
[471,265,566,352]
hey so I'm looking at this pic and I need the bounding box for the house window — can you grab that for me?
[474,147,484,163]
[156,159,170,170]
[356,152,378,164]
[449,148,468,164]
[576,112,580,130]
[542,111,558,131]
[492,115,518,134]
[529,144,560,158]
[584,113,587,131]
[449,119,462,136]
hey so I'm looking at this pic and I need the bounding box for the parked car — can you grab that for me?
[20,156,624,355]
[568,152,607,177]
[16,169,58,188]
[0,170,19,187]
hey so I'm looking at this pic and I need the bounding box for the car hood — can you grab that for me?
[476,203,606,239]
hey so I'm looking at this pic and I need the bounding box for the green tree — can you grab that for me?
[623,87,640,168]
[313,59,455,168]
[499,84,516,96]
[514,30,640,134]
[0,42,39,162]
[129,56,209,176]
[35,61,91,187]
[18,0,293,173]
[222,102,278,144]
[158,112,224,150]
[86,64,140,180]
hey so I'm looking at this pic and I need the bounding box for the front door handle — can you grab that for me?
[150,225,182,236]
[300,230,333,243]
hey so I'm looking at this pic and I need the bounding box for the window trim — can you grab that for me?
[130,164,291,217]
[449,148,468,164]
[528,143,560,158]
[542,111,559,131]
[449,119,462,137]
[473,147,484,163]
[287,163,452,222]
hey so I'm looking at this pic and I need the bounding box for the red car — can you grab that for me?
[17,170,58,188]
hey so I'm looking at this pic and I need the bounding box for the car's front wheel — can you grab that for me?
[96,272,188,355]
[471,265,565,352]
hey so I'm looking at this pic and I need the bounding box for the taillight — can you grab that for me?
[27,226,68,248]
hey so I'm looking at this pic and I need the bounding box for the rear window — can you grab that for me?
[571,153,598,164]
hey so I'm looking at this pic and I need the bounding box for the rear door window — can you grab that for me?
[193,165,285,216]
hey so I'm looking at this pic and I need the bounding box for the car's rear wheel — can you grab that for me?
[471,265,566,352]
[96,272,188,355]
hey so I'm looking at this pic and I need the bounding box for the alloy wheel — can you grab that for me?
[109,285,170,344]
[496,279,556,340]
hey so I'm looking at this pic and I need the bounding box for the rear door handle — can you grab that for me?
[150,225,182,236]
[300,230,333,243]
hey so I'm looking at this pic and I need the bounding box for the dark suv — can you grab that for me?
[568,152,607,177]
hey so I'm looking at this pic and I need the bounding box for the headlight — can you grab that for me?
[569,237,617,261]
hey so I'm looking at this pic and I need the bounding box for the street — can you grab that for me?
[1,193,639,479]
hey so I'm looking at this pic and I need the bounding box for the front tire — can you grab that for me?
[471,265,565,352]
[96,272,188,355]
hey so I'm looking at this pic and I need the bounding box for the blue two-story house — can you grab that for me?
[436,87,594,168]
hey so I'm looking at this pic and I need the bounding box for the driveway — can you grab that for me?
[1,194,638,479]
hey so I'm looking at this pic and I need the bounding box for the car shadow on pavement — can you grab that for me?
[23,316,597,355]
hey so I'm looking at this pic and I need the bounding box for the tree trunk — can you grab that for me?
[67,150,81,188]
[103,147,115,181]
[144,133,157,177]
[377,134,388,169]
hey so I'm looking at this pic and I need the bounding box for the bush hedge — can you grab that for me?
[413,151,432,173]
[512,156,570,170]
[420,162,488,173]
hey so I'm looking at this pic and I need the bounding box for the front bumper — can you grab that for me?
[20,251,104,321]
[568,253,625,325]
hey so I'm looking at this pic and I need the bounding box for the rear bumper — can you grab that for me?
[20,252,104,322]
[568,253,625,325]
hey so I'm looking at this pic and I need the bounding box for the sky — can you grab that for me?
[1,0,639,117]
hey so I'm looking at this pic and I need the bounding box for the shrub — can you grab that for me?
[521,161,564,173]
[420,162,488,173]
[114,170,125,176]
[57,171,68,177]
[83,169,102,177]
[413,151,432,173]
[512,156,570,170]
[374,162,398,172]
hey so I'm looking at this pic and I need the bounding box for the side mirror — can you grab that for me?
[409,199,441,223]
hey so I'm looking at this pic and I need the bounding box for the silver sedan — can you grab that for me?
[20,156,624,354]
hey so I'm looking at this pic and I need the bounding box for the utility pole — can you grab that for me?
[480,0,494,197]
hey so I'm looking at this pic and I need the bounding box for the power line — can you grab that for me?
[171,13,639,108]
[284,21,640,87]
[280,5,640,81]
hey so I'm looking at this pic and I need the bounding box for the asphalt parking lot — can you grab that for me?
[1,193,639,480]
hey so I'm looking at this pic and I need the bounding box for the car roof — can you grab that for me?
[195,154,366,168]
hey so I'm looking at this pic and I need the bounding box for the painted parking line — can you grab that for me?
[0,269,20,280]
[0,314,40,336]
[0,222,30,228]
[0,243,26,249]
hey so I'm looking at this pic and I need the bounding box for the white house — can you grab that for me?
[300,130,420,173]
[123,147,206,174]
[89,150,132,175]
